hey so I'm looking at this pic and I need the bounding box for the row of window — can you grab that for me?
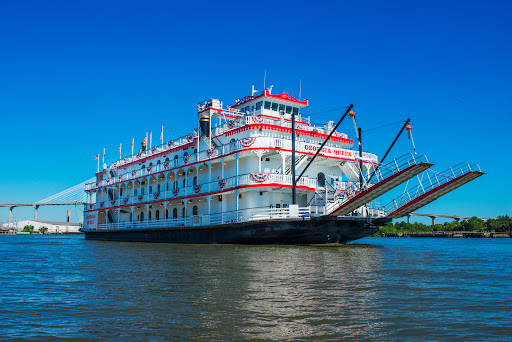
[136,206,199,221]
[240,101,299,115]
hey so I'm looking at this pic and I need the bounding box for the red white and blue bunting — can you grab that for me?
[151,147,157,153]
[153,192,160,199]
[240,137,256,147]
[111,200,116,206]
[207,147,215,157]
[147,165,152,172]
[172,189,179,197]
[187,134,193,141]
[118,174,123,180]
[251,173,269,183]
[123,197,129,205]
[193,184,202,193]
[167,141,173,148]
[183,155,190,164]
[131,170,137,177]
[138,195,144,201]
[227,120,236,129]
[100,202,105,208]
[253,116,264,124]
[218,179,227,189]
[164,160,170,169]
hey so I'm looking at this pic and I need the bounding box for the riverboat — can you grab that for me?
[81,85,484,243]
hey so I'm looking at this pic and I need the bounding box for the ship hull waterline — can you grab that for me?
[83,216,390,244]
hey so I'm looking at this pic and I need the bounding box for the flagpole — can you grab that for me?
[97,155,99,173]
[150,131,152,150]
[119,143,122,160]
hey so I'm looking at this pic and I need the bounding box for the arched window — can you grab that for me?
[134,188,138,196]
[173,208,178,219]
[166,209,169,220]
[140,211,144,221]
[194,148,197,155]
[141,164,145,170]
[157,160,161,165]
[149,162,153,167]
[182,207,186,218]
[155,210,160,220]
[165,157,170,162]
[318,172,326,187]
[193,176,197,186]
[184,152,189,157]
[148,210,152,221]
[149,186,152,194]
[157,184,161,192]
[230,138,235,143]
[120,188,123,196]
[193,206,198,216]
[141,188,145,195]
[183,179,186,188]
[174,155,178,160]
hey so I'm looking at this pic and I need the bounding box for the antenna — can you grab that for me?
[264,70,266,90]
[299,79,302,100]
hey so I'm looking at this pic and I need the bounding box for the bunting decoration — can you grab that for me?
[96,181,100,187]
[172,189,179,197]
[131,170,137,177]
[207,147,215,157]
[164,160,170,169]
[147,165,152,172]
[111,200,116,206]
[167,141,173,148]
[183,155,190,164]
[153,192,160,199]
[253,116,264,124]
[218,179,227,189]
[227,120,236,129]
[123,197,129,205]
[118,174,123,181]
[100,202,105,208]
[251,173,269,183]
[138,194,144,201]
[193,184,203,193]
[151,147,157,153]
[89,204,94,209]
[240,137,256,147]
[187,134,193,141]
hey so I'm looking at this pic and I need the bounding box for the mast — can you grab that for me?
[292,109,296,204]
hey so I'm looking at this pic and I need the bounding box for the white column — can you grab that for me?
[208,161,212,192]
[235,154,239,186]
[221,158,225,179]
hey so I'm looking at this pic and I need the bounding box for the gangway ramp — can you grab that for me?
[385,163,484,218]
[327,154,433,216]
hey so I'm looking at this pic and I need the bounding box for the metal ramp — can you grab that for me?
[385,163,484,218]
[327,154,433,216]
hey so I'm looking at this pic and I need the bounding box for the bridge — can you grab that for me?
[406,212,490,225]
[0,179,93,223]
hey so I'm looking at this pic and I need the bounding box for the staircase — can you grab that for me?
[383,162,484,218]
[285,154,308,174]
[325,153,433,216]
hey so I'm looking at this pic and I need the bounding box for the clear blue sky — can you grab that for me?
[0,0,510,223]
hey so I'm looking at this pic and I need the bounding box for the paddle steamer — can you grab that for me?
[82,85,483,243]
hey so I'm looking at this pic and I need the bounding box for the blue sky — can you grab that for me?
[0,0,510,223]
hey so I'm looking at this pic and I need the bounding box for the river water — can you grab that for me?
[0,235,511,341]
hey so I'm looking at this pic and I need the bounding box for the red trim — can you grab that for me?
[233,91,308,108]
[84,183,314,213]
[226,123,354,145]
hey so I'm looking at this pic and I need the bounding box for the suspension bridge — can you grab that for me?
[0,179,94,223]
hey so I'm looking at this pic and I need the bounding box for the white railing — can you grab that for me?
[86,172,318,211]
[83,206,311,231]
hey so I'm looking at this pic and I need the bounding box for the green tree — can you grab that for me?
[22,225,33,232]
[39,226,48,234]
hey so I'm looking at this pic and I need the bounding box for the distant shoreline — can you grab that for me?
[376,231,511,238]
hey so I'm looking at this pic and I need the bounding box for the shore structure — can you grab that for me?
[2,220,81,233]
[81,85,484,244]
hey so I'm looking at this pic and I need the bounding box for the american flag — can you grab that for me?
[160,126,164,141]
[93,155,99,161]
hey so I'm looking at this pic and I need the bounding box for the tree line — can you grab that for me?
[379,215,512,233]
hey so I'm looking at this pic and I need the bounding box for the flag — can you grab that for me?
[93,155,99,161]
[119,143,122,159]
[131,138,134,154]
[160,126,164,141]
[102,148,105,163]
